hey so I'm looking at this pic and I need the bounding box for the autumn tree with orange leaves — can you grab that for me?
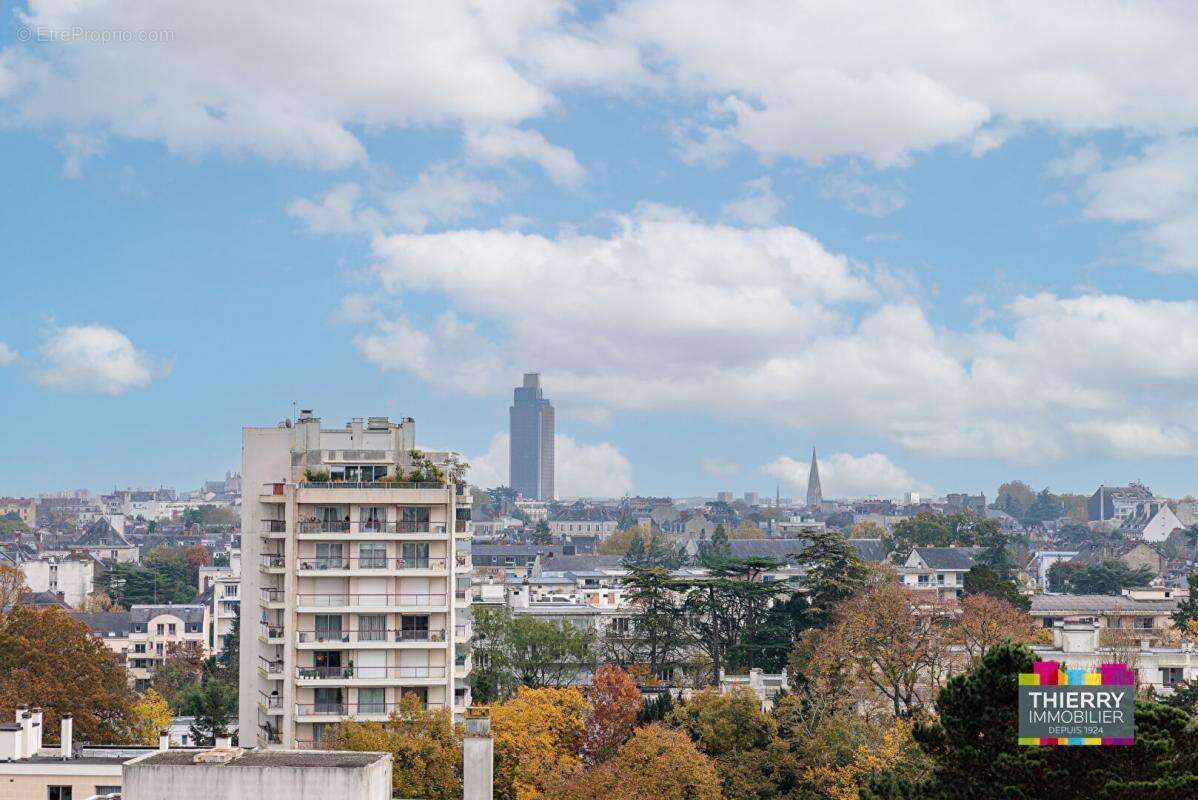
[952,593,1036,662]
[551,724,721,800]
[491,686,587,800]
[0,605,135,743]
[581,664,641,765]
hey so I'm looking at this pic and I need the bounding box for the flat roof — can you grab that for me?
[133,749,387,768]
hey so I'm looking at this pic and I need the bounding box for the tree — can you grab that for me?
[823,580,951,717]
[151,642,207,711]
[669,688,799,800]
[698,524,732,566]
[491,687,586,800]
[849,520,888,539]
[786,530,872,632]
[532,521,553,545]
[130,689,174,746]
[871,642,1198,800]
[179,676,238,745]
[471,607,595,701]
[330,693,462,800]
[581,664,641,765]
[181,544,212,583]
[962,564,1028,611]
[890,513,1002,560]
[552,724,721,800]
[1171,571,1198,631]
[597,526,648,556]
[98,558,195,606]
[731,521,766,539]
[1046,560,1082,593]
[0,564,27,616]
[0,605,135,743]
[994,481,1035,518]
[951,594,1035,662]
[802,717,927,800]
[1021,488,1063,525]
[79,591,122,612]
[1065,559,1154,595]
[607,567,686,678]
[215,604,241,685]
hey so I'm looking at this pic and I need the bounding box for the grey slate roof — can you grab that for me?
[1030,594,1178,615]
[131,604,206,624]
[71,611,133,637]
[911,547,980,571]
[75,518,134,549]
[846,538,887,563]
[536,554,624,572]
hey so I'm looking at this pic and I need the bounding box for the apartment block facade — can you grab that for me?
[240,411,473,749]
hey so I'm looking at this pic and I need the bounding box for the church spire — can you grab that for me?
[806,448,822,509]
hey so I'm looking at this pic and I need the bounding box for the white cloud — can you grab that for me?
[822,167,906,218]
[611,2,1198,166]
[35,325,163,395]
[763,452,930,499]
[464,127,585,188]
[288,167,503,237]
[0,342,18,366]
[721,177,783,226]
[699,457,741,478]
[1,1,636,170]
[1078,137,1198,271]
[338,207,1198,464]
[468,432,633,497]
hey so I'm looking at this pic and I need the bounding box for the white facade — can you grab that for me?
[128,606,210,688]
[20,557,94,607]
[241,412,473,749]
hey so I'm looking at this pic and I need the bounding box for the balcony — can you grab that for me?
[262,519,287,533]
[295,592,448,611]
[259,691,283,710]
[296,556,448,572]
[298,481,447,490]
[258,656,284,676]
[295,664,447,681]
[295,701,446,718]
[260,553,287,570]
[297,628,447,645]
[260,623,285,642]
[261,587,286,606]
[261,483,286,499]
[454,520,469,534]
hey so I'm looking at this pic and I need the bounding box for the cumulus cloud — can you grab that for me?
[0,342,18,366]
[468,432,633,497]
[338,207,1198,464]
[699,457,741,478]
[35,325,163,395]
[1,1,631,170]
[464,127,585,188]
[763,452,930,499]
[721,177,783,226]
[288,167,502,236]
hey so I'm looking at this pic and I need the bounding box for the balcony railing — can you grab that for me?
[261,587,285,603]
[299,481,447,490]
[295,701,446,716]
[262,483,285,495]
[454,624,470,639]
[297,520,442,534]
[297,557,447,571]
[260,553,286,568]
[259,691,282,709]
[295,665,447,680]
[261,623,285,639]
[297,628,447,644]
[454,588,470,601]
[259,657,284,675]
[263,519,286,532]
[454,520,469,533]
[296,592,446,608]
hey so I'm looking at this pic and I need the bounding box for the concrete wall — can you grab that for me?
[122,760,391,800]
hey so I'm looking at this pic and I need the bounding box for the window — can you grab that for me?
[168,624,177,635]
[48,787,72,800]
[401,615,430,640]
[401,506,431,524]
[401,542,429,569]
[360,506,386,532]
[315,614,343,642]
[358,614,386,642]
[1162,667,1184,686]
[314,687,344,714]
[358,687,385,714]
[95,787,121,797]
[316,542,345,569]
[156,623,165,635]
[359,543,387,569]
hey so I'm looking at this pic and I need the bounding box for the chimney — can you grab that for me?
[30,708,43,753]
[215,733,233,750]
[463,708,493,800]
[60,715,73,760]
[158,730,170,751]
[19,711,33,760]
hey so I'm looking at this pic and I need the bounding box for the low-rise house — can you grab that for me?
[901,547,979,599]
[1030,593,1178,646]
[66,518,139,564]
[547,507,619,537]
[128,605,209,689]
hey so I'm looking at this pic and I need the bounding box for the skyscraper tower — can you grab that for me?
[509,373,555,500]
[806,448,822,509]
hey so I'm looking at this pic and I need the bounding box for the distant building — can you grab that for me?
[509,373,555,500]
[128,604,209,689]
[743,492,760,505]
[944,493,986,515]
[19,556,94,608]
[716,491,734,503]
[547,507,618,537]
[805,450,822,509]
[901,547,980,599]
[72,611,133,658]
[1087,483,1153,523]
[0,497,37,527]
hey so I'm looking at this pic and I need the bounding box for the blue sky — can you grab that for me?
[3,2,1198,500]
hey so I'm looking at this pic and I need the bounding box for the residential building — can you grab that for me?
[901,547,980,599]
[0,709,136,800]
[72,611,133,658]
[1087,482,1154,523]
[210,571,241,659]
[1027,550,1079,590]
[805,449,822,509]
[509,373,555,500]
[743,492,760,505]
[1030,593,1179,645]
[546,507,618,537]
[0,497,37,527]
[1032,621,1198,694]
[19,555,95,607]
[128,605,209,689]
[69,518,139,564]
[122,748,392,800]
[944,493,986,515]
[716,491,734,503]
[1122,500,1184,543]
[241,411,473,749]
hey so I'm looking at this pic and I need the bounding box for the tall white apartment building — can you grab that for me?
[240,411,473,749]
